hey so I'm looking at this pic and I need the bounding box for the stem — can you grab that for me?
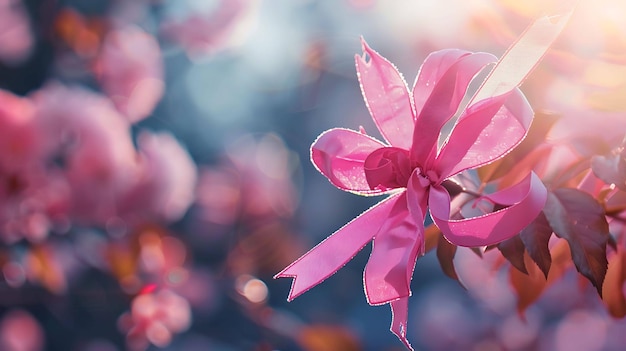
[460,188,483,198]
[608,213,626,224]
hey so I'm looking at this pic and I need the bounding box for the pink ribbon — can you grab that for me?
[276,12,571,350]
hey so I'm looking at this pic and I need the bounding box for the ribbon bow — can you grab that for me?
[276,13,571,350]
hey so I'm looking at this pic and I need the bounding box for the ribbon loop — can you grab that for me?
[356,38,415,149]
[430,172,547,247]
[311,128,387,195]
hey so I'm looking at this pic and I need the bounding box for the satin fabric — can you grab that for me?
[276,13,571,350]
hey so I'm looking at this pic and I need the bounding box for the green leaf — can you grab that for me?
[519,212,553,278]
[543,188,609,296]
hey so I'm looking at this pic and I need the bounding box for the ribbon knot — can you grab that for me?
[365,147,413,190]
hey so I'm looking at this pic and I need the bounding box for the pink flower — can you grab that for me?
[0,0,33,65]
[194,134,299,229]
[96,26,164,123]
[0,89,70,243]
[160,0,257,58]
[31,83,139,225]
[118,289,191,351]
[118,131,198,224]
[277,14,571,350]
[0,90,43,172]
[225,134,299,220]
[0,309,44,351]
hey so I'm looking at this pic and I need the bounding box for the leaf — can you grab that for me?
[602,251,626,318]
[298,324,361,351]
[568,136,614,158]
[498,235,528,274]
[470,247,484,258]
[477,111,560,183]
[424,223,442,253]
[591,149,626,191]
[510,251,547,314]
[543,188,610,296]
[519,212,553,278]
[513,111,561,157]
[549,239,573,278]
[436,235,462,285]
[510,240,571,314]
[441,179,464,198]
[585,81,626,113]
[606,188,626,215]
[550,158,595,189]
[609,235,618,252]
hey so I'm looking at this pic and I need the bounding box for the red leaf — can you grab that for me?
[519,212,553,278]
[477,111,559,183]
[543,188,610,296]
[602,251,626,318]
[568,136,614,158]
[442,179,464,198]
[298,325,361,351]
[470,247,483,258]
[436,235,462,286]
[510,240,571,314]
[511,111,561,159]
[510,252,546,314]
[498,235,528,274]
[424,223,442,253]
[591,149,626,191]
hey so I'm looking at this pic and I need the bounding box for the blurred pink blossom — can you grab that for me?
[119,131,197,224]
[118,289,191,351]
[161,0,257,58]
[0,90,42,171]
[0,0,33,65]
[0,171,70,243]
[196,167,240,226]
[31,83,140,225]
[136,230,186,280]
[0,309,44,351]
[225,134,299,220]
[553,310,608,351]
[454,247,516,313]
[96,26,164,123]
[347,0,376,9]
[0,89,70,243]
[196,134,299,227]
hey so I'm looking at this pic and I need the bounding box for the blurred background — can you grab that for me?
[0,0,626,350]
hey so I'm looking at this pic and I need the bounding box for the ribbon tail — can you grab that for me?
[430,172,547,247]
[470,10,573,104]
[275,193,403,301]
[390,297,414,351]
[363,191,425,305]
[364,171,429,305]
